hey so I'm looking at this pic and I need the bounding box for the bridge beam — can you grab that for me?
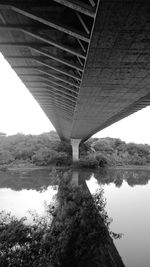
[71,139,81,162]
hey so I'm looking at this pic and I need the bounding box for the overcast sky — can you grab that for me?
[0,52,150,144]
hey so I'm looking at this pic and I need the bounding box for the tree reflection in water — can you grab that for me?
[0,167,150,192]
[0,170,124,267]
[94,168,150,187]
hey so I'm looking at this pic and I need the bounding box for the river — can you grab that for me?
[0,167,150,267]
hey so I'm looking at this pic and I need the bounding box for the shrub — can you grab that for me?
[95,153,108,167]
[77,155,99,169]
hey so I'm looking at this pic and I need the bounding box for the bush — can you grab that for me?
[95,153,108,167]
[77,155,99,169]
[53,152,71,166]
[32,149,57,166]
[0,151,14,165]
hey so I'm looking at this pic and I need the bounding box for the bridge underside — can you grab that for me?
[0,0,150,142]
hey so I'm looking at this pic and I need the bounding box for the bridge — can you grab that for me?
[0,0,150,160]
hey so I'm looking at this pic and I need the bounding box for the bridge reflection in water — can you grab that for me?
[1,168,150,266]
[48,170,125,267]
[0,169,150,267]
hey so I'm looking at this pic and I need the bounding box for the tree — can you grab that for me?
[0,150,14,164]
[0,171,123,267]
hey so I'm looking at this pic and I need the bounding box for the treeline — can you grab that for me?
[0,131,71,167]
[90,137,150,167]
[0,131,150,167]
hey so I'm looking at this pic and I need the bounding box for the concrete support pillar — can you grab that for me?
[71,139,81,162]
[71,171,79,186]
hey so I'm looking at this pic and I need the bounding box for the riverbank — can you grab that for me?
[1,133,150,170]
[108,165,150,170]
[0,162,70,173]
[1,162,150,174]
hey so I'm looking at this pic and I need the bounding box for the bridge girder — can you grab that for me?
[0,0,150,144]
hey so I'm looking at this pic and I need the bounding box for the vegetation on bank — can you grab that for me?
[0,131,150,169]
[0,170,123,267]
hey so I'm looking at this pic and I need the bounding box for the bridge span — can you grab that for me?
[0,0,150,160]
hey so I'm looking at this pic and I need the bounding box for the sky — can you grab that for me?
[0,52,150,144]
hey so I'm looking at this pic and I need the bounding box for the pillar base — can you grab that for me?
[71,171,79,186]
[71,139,81,162]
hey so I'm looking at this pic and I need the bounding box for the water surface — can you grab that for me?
[0,168,150,266]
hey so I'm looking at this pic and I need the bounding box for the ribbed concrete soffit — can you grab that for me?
[70,0,150,141]
[0,0,99,140]
[0,1,150,141]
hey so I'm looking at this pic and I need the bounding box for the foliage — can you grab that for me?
[91,137,150,166]
[77,155,99,168]
[0,131,71,167]
[0,150,14,165]
[95,153,108,167]
[0,171,123,267]
[0,132,150,168]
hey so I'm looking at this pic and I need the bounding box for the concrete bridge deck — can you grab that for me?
[0,0,150,158]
